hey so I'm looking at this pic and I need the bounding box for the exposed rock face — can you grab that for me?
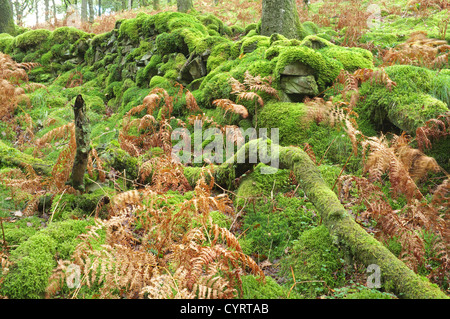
[279,62,319,101]
[280,75,318,96]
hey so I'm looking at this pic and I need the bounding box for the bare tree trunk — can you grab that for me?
[35,0,39,25]
[177,0,192,12]
[44,0,49,22]
[70,95,91,191]
[152,0,159,10]
[88,0,94,22]
[98,0,102,16]
[51,0,56,20]
[81,0,87,22]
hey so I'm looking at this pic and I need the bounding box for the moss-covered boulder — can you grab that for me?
[358,65,449,134]
[0,219,93,298]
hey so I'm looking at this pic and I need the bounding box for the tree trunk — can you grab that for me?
[176,0,192,13]
[184,140,449,299]
[44,0,49,22]
[35,0,39,26]
[51,0,56,20]
[0,0,15,35]
[70,95,91,191]
[81,0,87,22]
[98,0,102,16]
[88,0,94,22]
[152,0,159,10]
[260,0,302,39]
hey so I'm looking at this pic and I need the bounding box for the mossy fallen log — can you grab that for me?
[0,140,51,175]
[185,140,448,299]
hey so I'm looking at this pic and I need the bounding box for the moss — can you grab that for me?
[50,26,86,44]
[14,29,51,49]
[238,192,319,261]
[118,18,141,43]
[319,46,374,72]
[258,102,310,146]
[159,52,187,80]
[242,275,303,299]
[281,225,346,298]
[199,71,233,106]
[1,216,43,247]
[240,35,270,55]
[358,65,449,134]
[302,21,319,35]
[155,32,186,56]
[274,46,342,90]
[0,33,14,53]
[245,23,257,34]
[430,73,450,107]
[207,40,233,72]
[51,187,115,220]
[101,142,140,184]
[0,219,93,298]
[300,35,334,50]
[0,140,50,174]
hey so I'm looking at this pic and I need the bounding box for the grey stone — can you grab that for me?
[280,75,318,96]
[280,62,314,76]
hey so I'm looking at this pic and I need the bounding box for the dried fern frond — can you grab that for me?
[382,32,450,69]
[415,113,450,151]
[185,89,201,112]
[213,99,249,118]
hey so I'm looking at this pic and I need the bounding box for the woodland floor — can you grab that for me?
[0,0,449,300]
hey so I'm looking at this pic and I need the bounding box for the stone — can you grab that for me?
[280,62,314,76]
[280,75,319,96]
[180,55,207,84]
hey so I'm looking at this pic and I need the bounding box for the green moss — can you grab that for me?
[118,18,141,43]
[274,46,342,90]
[258,102,310,146]
[430,73,450,106]
[319,46,374,72]
[302,21,319,35]
[240,35,271,55]
[0,140,49,174]
[50,26,86,44]
[101,142,140,184]
[358,65,449,134]
[300,35,334,50]
[155,32,185,56]
[159,52,187,80]
[0,219,93,298]
[14,29,51,49]
[238,192,319,261]
[242,275,303,299]
[0,33,14,53]
[1,217,43,247]
[281,225,346,298]
[137,54,162,87]
[207,40,233,72]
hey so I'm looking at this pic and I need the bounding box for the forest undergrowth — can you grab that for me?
[0,0,449,299]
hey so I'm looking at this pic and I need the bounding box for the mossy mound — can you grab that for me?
[281,225,346,298]
[358,65,449,134]
[0,219,94,299]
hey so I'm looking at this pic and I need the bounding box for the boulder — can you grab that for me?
[280,75,319,96]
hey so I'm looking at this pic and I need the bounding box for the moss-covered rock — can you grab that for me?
[14,29,51,50]
[0,219,93,298]
[358,65,449,134]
